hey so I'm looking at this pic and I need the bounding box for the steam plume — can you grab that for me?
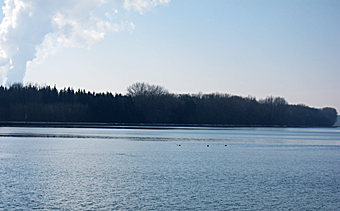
[0,0,170,85]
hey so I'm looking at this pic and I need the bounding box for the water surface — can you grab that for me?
[0,127,339,210]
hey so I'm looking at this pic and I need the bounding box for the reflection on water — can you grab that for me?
[0,126,339,145]
[0,127,339,210]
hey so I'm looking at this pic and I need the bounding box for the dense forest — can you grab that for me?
[0,82,337,127]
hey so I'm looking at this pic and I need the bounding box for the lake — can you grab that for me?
[0,127,339,210]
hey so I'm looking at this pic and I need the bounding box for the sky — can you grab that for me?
[0,0,339,112]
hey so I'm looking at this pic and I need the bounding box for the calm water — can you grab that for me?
[0,127,339,210]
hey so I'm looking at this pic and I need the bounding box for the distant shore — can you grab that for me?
[1,84,337,127]
[0,121,337,129]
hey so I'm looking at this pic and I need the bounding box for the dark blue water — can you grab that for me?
[0,127,339,210]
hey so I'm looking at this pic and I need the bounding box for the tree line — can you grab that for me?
[0,82,337,127]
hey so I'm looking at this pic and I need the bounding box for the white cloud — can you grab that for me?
[123,0,170,14]
[130,22,136,30]
[0,0,171,85]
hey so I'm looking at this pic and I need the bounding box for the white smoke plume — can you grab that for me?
[0,0,170,86]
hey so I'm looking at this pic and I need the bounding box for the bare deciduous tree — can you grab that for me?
[126,82,169,97]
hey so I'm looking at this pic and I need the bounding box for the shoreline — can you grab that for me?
[0,121,337,129]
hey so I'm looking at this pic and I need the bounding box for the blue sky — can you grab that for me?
[1,0,339,112]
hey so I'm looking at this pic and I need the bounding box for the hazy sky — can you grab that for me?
[0,0,339,112]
